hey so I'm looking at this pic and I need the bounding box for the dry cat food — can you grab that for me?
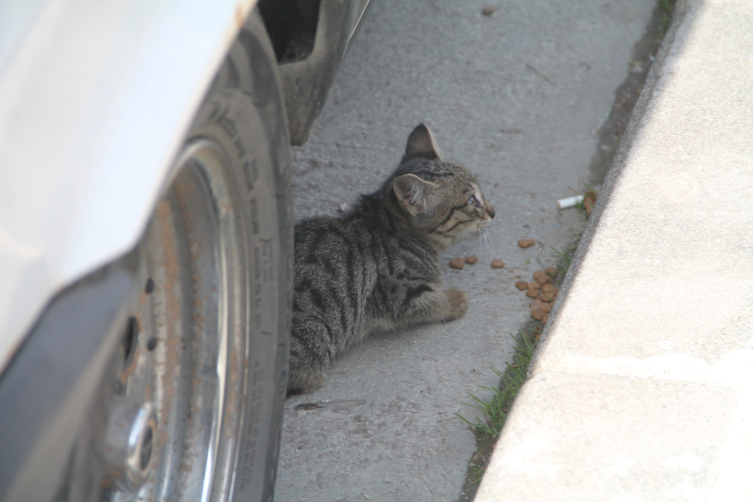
[490,259,505,269]
[532,270,551,285]
[583,190,597,216]
[538,301,552,313]
[517,269,560,324]
[529,299,546,311]
[449,257,465,270]
[482,5,497,16]
[539,284,559,303]
[518,238,535,248]
[465,255,478,265]
[530,308,545,321]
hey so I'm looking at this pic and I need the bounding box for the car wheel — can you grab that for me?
[100,11,292,502]
[118,13,288,501]
[0,10,291,502]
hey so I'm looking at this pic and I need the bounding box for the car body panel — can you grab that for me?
[0,0,258,375]
[0,254,136,501]
[278,0,372,145]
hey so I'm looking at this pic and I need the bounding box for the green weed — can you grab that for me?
[457,332,537,438]
[549,246,572,271]
[658,0,677,32]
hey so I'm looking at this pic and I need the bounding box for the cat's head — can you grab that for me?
[387,124,495,249]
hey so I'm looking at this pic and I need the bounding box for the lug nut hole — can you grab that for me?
[123,317,139,366]
[140,425,154,472]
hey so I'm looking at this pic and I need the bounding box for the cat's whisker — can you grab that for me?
[479,226,496,260]
[478,228,489,258]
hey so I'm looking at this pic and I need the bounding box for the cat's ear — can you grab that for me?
[393,174,439,216]
[405,123,440,160]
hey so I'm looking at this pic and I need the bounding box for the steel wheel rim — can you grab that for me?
[109,139,248,502]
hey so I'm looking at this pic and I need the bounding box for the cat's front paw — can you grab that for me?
[445,287,468,320]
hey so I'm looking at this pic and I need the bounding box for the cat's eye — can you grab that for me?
[468,195,480,207]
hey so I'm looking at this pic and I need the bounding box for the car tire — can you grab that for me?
[0,9,292,502]
[105,10,292,502]
[148,10,293,501]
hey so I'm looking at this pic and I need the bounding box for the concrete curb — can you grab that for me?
[476,1,753,499]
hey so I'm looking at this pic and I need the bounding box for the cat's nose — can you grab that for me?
[485,202,495,219]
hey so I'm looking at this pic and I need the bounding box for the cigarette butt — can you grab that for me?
[557,195,584,210]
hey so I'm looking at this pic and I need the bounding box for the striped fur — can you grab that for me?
[288,124,495,393]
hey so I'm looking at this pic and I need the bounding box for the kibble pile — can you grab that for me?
[448,236,561,334]
[516,267,559,324]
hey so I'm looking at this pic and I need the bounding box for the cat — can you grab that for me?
[288,124,495,394]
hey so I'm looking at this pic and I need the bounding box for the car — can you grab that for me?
[0,1,370,500]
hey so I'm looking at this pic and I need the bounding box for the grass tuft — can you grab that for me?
[657,0,677,33]
[549,246,572,270]
[456,332,537,439]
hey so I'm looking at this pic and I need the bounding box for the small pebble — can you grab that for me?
[545,266,558,277]
[518,238,535,248]
[449,257,465,270]
[515,281,528,291]
[465,255,478,265]
[542,284,556,294]
[491,259,505,269]
[541,303,552,313]
[482,5,497,16]
[525,289,539,298]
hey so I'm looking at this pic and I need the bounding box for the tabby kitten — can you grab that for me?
[288,124,495,394]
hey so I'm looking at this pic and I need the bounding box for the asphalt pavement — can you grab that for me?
[275,1,656,500]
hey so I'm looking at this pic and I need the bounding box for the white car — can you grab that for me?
[0,1,369,500]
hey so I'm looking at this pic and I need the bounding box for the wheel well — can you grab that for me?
[257,0,321,63]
